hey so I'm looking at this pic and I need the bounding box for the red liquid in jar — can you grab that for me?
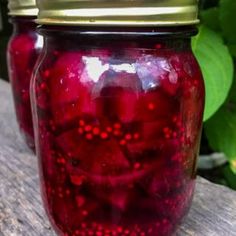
[32,35,204,236]
[8,17,42,150]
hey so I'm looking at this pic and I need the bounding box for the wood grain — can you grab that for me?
[0,79,235,236]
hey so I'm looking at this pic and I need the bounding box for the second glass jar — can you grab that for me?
[7,0,42,149]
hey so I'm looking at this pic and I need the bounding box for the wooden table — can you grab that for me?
[0,79,236,236]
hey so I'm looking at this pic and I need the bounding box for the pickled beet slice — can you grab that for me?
[49,52,97,124]
[73,167,152,188]
[160,71,180,96]
[94,71,141,122]
[126,141,147,158]
[134,182,194,225]
[87,140,130,175]
[169,53,196,79]
[51,194,99,230]
[180,79,204,147]
[126,138,179,165]
[155,55,184,96]
[9,34,35,73]
[126,140,159,160]
[54,128,88,159]
[142,119,171,140]
[107,72,142,92]
[50,101,82,126]
[56,129,130,175]
[73,155,166,188]
[136,89,178,122]
[51,98,96,127]
[49,52,85,104]
[96,87,139,122]
[143,164,188,199]
[118,89,140,123]
[93,189,131,211]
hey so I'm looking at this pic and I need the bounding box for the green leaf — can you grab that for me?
[230,160,236,174]
[205,106,236,160]
[223,165,236,190]
[200,7,220,31]
[219,0,236,44]
[192,26,233,121]
[227,74,236,103]
[228,44,236,58]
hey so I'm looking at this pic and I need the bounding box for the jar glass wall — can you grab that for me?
[7,16,42,150]
[31,26,205,236]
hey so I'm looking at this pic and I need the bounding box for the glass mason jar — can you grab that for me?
[7,0,42,150]
[32,1,205,235]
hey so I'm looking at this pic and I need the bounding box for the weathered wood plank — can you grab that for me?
[0,79,235,236]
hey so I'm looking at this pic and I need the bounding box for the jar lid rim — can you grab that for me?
[8,0,38,16]
[36,0,200,26]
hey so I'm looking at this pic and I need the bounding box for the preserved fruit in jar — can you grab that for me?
[7,0,42,149]
[32,0,205,235]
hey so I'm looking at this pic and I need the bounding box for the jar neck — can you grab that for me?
[39,25,198,37]
[39,25,196,52]
[10,16,37,34]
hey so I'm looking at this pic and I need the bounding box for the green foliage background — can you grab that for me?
[193,0,236,188]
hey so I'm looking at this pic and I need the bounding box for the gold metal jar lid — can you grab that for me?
[8,0,38,16]
[36,0,199,26]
